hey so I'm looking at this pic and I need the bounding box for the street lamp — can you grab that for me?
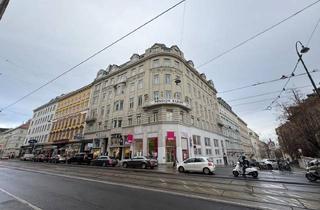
[295,41,320,97]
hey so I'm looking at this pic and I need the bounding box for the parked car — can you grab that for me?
[90,156,118,167]
[50,155,66,163]
[67,153,93,165]
[33,154,48,162]
[20,154,35,161]
[0,155,9,160]
[122,156,156,169]
[177,157,215,175]
[259,159,278,170]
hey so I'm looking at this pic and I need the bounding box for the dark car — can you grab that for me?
[90,156,118,167]
[67,153,93,165]
[122,156,156,169]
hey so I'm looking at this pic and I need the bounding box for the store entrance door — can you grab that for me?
[166,139,176,163]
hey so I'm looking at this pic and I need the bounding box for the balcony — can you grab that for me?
[85,116,97,124]
[143,99,191,111]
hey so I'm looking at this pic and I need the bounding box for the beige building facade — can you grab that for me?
[84,43,227,164]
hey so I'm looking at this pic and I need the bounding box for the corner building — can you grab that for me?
[84,43,226,164]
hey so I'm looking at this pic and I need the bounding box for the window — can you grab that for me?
[129,98,134,109]
[138,65,144,73]
[153,91,160,101]
[194,148,202,155]
[192,135,201,145]
[166,109,173,121]
[165,90,171,99]
[153,111,158,122]
[138,95,143,106]
[205,137,211,146]
[113,119,117,128]
[206,149,212,155]
[191,116,194,125]
[214,139,219,147]
[180,111,184,122]
[138,79,143,89]
[128,117,133,126]
[152,59,160,68]
[187,83,191,93]
[153,74,160,84]
[163,58,171,67]
[215,149,220,155]
[118,119,122,128]
[104,120,108,129]
[114,100,124,111]
[130,82,135,92]
[137,114,141,124]
[92,96,98,105]
[165,74,171,84]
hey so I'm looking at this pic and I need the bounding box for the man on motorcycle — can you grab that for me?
[239,156,249,176]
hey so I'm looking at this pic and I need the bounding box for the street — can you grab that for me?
[1,160,320,210]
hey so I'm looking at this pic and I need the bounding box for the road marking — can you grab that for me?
[0,187,43,210]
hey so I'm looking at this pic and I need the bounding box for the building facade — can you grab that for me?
[0,121,29,157]
[24,98,59,146]
[237,117,254,158]
[248,128,261,160]
[217,97,243,165]
[48,84,92,156]
[84,43,226,164]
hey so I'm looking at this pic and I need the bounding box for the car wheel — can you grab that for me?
[178,166,184,173]
[203,167,210,175]
[141,163,146,169]
[306,173,317,182]
[252,171,258,178]
[233,171,239,177]
[267,164,273,170]
[123,162,128,168]
[102,162,106,167]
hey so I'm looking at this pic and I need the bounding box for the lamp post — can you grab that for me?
[295,41,320,97]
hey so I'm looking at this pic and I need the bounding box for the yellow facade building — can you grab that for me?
[48,84,92,154]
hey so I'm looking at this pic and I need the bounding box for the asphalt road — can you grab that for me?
[1,160,320,210]
[0,167,254,210]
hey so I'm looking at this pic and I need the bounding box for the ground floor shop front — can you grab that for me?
[85,124,227,165]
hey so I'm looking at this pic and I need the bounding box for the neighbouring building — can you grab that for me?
[238,117,254,158]
[83,43,227,164]
[23,97,59,146]
[217,97,243,165]
[0,121,30,157]
[48,84,92,157]
[248,128,261,160]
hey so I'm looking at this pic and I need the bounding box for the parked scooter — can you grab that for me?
[306,159,320,182]
[233,161,259,178]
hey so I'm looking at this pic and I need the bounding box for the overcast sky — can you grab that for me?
[0,0,319,141]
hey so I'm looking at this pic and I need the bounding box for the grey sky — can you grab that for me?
[0,0,319,141]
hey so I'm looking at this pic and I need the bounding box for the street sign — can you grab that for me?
[28,139,38,144]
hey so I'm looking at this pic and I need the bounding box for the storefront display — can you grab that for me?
[134,139,143,156]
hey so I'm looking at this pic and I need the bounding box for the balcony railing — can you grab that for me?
[143,99,191,111]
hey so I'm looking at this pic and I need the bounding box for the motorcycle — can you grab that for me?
[233,161,259,178]
[306,159,320,182]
